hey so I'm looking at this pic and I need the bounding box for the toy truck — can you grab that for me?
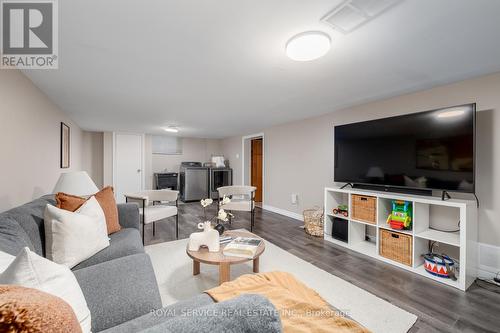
[333,204,349,217]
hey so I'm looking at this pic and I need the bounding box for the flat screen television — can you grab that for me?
[334,104,476,194]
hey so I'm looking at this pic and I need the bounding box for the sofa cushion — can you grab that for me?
[0,195,55,256]
[100,294,215,333]
[0,216,34,256]
[74,253,162,333]
[56,187,121,234]
[72,228,143,270]
[44,197,110,268]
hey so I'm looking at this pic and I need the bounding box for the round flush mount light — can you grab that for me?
[164,126,179,133]
[286,31,331,61]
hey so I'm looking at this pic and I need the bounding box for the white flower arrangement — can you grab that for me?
[221,195,231,205]
[217,208,233,222]
[200,197,233,224]
[200,198,213,208]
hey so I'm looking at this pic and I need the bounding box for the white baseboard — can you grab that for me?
[478,242,500,280]
[262,205,303,221]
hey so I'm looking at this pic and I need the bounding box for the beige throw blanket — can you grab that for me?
[206,271,371,333]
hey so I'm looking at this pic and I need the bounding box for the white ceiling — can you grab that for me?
[24,0,500,138]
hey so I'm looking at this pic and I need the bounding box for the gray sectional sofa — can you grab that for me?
[0,195,282,333]
[0,195,162,332]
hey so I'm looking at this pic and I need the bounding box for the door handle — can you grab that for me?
[137,169,141,173]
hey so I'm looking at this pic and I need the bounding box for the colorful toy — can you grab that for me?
[333,205,348,217]
[423,253,457,280]
[386,200,412,230]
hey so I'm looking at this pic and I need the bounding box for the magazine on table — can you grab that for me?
[223,237,262,259]
[219,236,234,244]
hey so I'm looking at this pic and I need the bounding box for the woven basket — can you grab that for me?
[379,229,413,266]
[303,207,324,237]
[351,194,377,224]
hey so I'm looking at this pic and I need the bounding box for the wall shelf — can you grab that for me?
[324,186,478,291]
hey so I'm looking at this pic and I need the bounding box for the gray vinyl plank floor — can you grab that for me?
[144,202,500,333]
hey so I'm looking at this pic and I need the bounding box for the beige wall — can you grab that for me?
[147,136,223,189]
[222,71,500,247]
[81,131,104,188]
[102,132,113,187]
[0,70,100,211]
[100,134,223,190]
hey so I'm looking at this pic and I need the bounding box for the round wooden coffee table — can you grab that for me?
[186,230,265,285]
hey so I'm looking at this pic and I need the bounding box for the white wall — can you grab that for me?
[0,70,100,211]
[222,71,500,249]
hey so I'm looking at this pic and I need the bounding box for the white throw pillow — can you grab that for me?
[44,196,110,268]
[0,250,15,273]
[0,247,91,333]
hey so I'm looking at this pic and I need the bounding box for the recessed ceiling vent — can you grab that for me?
[321,0,403,34]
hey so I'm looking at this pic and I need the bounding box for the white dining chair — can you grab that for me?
[124,190,179,243]
[217,186,257,231]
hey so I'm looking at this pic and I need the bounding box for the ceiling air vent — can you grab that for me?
[321,0,403,34]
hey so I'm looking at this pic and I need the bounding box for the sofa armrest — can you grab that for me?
[141,294,282,333]
[74,253,162,332]
[117,203,140,230]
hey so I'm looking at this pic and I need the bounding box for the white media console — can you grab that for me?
[324,186,478,291]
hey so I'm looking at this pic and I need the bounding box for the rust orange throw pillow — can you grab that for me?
[0,285,82,333]
[56,186,121,234]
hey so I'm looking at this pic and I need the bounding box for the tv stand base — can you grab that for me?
[441,190,452,201]
[340,183,354,189]
[351,184,433,197]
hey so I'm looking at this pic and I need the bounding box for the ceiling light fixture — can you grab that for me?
[286,31,331,61]
[164,126,179,133]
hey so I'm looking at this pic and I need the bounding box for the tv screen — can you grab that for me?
[334,104,475,193]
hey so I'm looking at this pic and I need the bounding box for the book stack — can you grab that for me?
[223,237,262,259]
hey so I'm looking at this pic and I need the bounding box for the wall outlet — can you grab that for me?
[291,193,298,205]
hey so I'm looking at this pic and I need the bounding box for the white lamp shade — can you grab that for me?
[53,171,99,196]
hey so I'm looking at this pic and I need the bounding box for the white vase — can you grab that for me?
[188,221,220,252]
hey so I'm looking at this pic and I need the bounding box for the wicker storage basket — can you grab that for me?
[379,229,413,266]
[351,194,377,224]
[303,207,324,237]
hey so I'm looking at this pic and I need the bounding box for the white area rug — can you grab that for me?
[145,237,417,333]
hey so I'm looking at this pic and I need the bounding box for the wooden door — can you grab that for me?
[251,138,263,202]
